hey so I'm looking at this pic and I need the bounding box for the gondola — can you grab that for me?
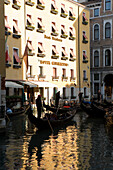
[43,101,74,114]
[80,101,106,118]
[28,107,76,130]
[6,105,30,118]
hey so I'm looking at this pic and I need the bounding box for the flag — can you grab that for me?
[5,43,11,62]
[23,42,28,72]
[13,50,21,63]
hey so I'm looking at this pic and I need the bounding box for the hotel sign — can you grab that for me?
[40,60,68,66]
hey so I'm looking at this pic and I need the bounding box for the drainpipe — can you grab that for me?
[78,6,81,92]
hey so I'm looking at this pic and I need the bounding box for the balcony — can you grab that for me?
[61,56,68,60]
[12,3,21,10]
[51,55,59,59]
[26,0,35,6]
[51,32,58,36]
[83,60,88,63]
[69,36,75,41]
[37,53,45,57]
[69,58,76,62]
[82,21,88,25]
[4,0,10,5]
[38,74,46,80]
[36,4,45,10]
[26,25,35,31]
[36,28,45,33]
[82,40,88,44]
[60,13,68,18]
[50,9,58,15]
[52,76,59,81]
[62,76,68,81]
[13,65,21,69]
[70,77,76,82]
[60,34,68,39]
[12,33,21,39]
[5,31,11,36]
[69,16,75,21]
[28,52,35,56]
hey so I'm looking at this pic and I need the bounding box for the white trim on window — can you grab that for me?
[103,19,112,39]
[93,23,100,41]
[93,49,100,67]
[103,47,112,66]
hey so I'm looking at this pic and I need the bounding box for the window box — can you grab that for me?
[69,36,75,41]
[5,31,11,36]
[69,58,76,62]
[4,0,10,5]
[61,34,68,39]
[28,52,35,56]
[12,33,21,39]
[26,1,34,6]
[36,4,45,10]
[70,77,76,81]
[62,76,68,81]
[61,56,68,60]
[6,63,11,67]
[83,60,88,63]
[26,25,35,31]
[82,21,88,25]
[37,53,45,57]
[52,76,59,81]
[51,55,59,59]
[69,16,75,21]
[82,40,88,44]
[36,28,45,33]
[12,3,21,10]
[83,78,88,81]
[13,65,21,68]
[51,32,58,36]
[50,9,58,15]
[60,13,68,18]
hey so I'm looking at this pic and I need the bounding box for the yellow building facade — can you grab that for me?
[4,0,90,105]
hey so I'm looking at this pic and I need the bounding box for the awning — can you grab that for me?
[31,81,58,88]
[19,81,37,88]
[5,81,24,88]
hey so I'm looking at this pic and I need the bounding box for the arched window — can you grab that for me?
[94,24,99,40]
[105,22,111,38]
[105,49,111,66]
[94,50,99,67]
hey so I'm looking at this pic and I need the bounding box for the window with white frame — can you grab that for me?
[69,7,75,17]
[94,50,99,67]
[94,83,99,94]
[27,14,34,26]
[62,68,66,77]
[94,24,99,40]
[53,67,57,78]
[28,41,34,54]
[94,73,99,81]
[105,22,111,38]
[94,8,99,17]
[63,87,66,98]
[69,27,75,37]
[51,22,58,33]
[52,45,58,55]
[70,48,75,59]
[105,49,111,66]
[82,12,88,22]
[83,31,88,41]
[37,18,44,29]
[61,3,67,14]
[83,70,87,79]
[71,87,74,97]
[61,25,67,35]
[105,0,111,11]
[39,66,43,76]
[70,69,74,78]
[83,51,87,60]
[61,47,67,57]
[51,0,58,10]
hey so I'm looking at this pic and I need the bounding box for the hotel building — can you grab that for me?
[4,0,90,106]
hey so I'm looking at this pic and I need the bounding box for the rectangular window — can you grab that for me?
[39,66,43,75]
[13,19,21,34]
[94,83,99,94]
[105,0,111,10]
[13,48,21,65]
[94,8,99,17]
[83,70,86,79]
[84,87,87,97]
[94,74,99,81]
[38,42,45,53]
[62,68,66,77]
[63,87,66,98]
[53,67,57,77]
[71,87,74,97]
[70,69,74,78]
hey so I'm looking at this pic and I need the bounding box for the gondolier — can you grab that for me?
[36,95,42,119]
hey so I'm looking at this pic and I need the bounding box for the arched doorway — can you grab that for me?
[104,74,113,100]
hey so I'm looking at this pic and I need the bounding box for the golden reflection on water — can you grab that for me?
[25,125,92,170]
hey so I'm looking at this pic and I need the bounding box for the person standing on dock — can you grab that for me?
[36,95,42,119]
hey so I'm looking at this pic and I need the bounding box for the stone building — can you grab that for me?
[78,0,113,100]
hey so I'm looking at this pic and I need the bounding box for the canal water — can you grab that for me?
[0,109,113,170]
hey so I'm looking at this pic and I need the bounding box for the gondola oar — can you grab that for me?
[45,114,54,134]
